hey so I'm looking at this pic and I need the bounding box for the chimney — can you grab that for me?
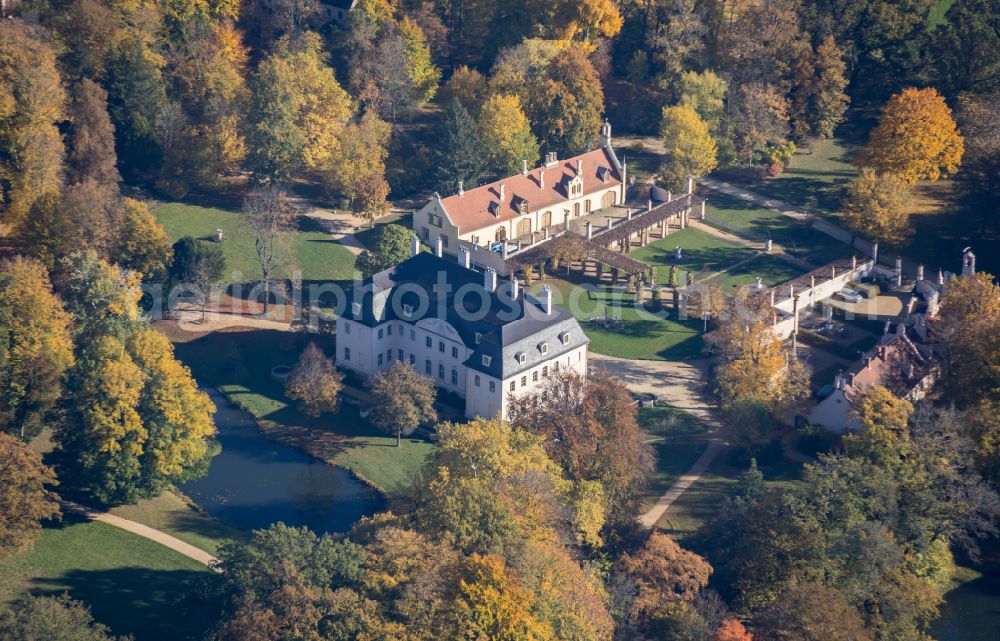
[458,180,464,196]
[877,346,887,360]
[510,276,520,300]
[499,183,506,202]
[545,152,558,167]
[687,175,695,194]
[435,236,443,257]
[458,246,470,269]
[834,373,844,390]
[539,171,545,189]
[541,285,552,315]
[522,159,528,176]
[848,372,856,387]
[410,235,420,257]
[576,159,582,175]
[917,264,924,281]
[667,191,672,202]
[601,120,611,146]
[484,266,497,292]
[585,221,593,240]
[937,268,945,286]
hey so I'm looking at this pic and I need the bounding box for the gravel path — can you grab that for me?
[62,500,219,569]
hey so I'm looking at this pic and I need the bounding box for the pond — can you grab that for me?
[181,386,384,534]
[931,564,1000,641]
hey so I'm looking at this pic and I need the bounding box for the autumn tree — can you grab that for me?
[478,94,539,177]
[678,70,728,134]
[535,47,604,155]
[508,370,653,522]
[708,292,809,412]
[116,198,173,279]
[617,532,713,630]
[285,342,344,417]
[0,595,126,641]
[242,186,295,315]
[58,327,216,504]
[453,553,554,641]
[752,583,873,641]
[860,87,964,183]
[14,195,76,271]
[67,79,120,187]
[711,618,753,641]
[55,251,141,342]
[659,105,718,191]
[246,33,354,183]
[354,223,413,277]
[842,168,913,247]
[324,109,391,226]
[728,83,790,166]
[438,65,488,115]
[0,257,74,440]
[433,99,486,193]
[790,35,849,140]
[0,432,60,555]
[932,273,1000,407]
[366,361,437,446]
[400,16,441,105]
[0,19,67,229]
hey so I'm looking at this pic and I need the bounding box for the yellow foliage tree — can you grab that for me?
[933,272,1000,407]
[659,105,718,191]
[552,0,623,42]
[845,385,914,470]
[455,554,554,641]
[861,87,964,184]
[0,20,67,230]
[0,257,75,440]
[708,292,809,412]
[477,94,540,177]
[126,327,216,486]
[842,168,913,247]
[400,16,441,104]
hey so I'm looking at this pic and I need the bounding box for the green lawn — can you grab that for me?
[710,254,807,291]
[535,279,705,360]
[152,202,358,283]
[630,226,756,285]
[747,137,858,217]
[109,491,247,556]
[637,405,712,512]
[657,449,805,544]
[169,326,435,497]
[0,517,222,641]
[704,192,849,266]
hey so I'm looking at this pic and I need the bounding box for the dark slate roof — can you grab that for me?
[345,252,588,378]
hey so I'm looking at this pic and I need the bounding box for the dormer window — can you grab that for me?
[517,197,529,214]
[402,304,413,318]
[475,332,483,344]
[598,167,610,183]
[515,352,527,365]
[482,355,492,367]
[489,202,501,216]
[352,302,362,317]
[538,341,548,355]
[559,331,571,346]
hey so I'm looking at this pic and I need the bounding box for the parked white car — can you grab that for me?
[836,287,864,304]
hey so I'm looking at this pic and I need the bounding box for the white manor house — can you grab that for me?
[335,240,589,420]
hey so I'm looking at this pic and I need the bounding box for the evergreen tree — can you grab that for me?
[105,34,167,178]
[433,99,486,194]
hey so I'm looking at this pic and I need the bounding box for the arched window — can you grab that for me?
[541,211,552,228]
[601,191,617,208]
[495,227,507,242]
[517,218,532,237]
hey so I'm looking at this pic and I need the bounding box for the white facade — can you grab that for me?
[335,252,589,420]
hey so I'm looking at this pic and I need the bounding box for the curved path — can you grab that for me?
[588,353,728,528]
[62,500,219,569]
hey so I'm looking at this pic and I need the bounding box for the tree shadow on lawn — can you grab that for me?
[32,567,224,641]
[635,244,756,273]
